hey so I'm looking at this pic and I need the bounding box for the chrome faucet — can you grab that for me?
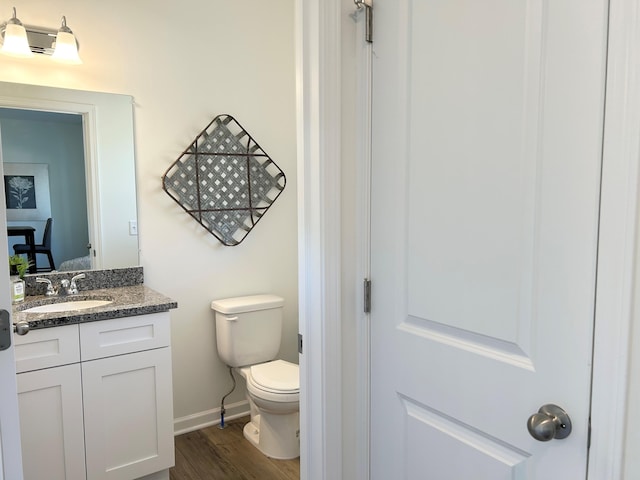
[62,273,85,295]
[36,273,86,296]
[36,277,57,296]
[68,273,85,295]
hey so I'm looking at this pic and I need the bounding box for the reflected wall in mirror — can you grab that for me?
[0,82,139,271]
[1,109,89,269]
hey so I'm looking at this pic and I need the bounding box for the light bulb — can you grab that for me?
[1,8,33,58]
[51,16,81,64]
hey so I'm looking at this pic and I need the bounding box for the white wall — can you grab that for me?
[0,0,297,431]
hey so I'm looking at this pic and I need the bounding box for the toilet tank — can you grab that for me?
[211,294,285,367]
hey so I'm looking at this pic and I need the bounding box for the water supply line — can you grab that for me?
[219,366,236,429]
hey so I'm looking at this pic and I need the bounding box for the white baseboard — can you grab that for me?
[173,399,250,436]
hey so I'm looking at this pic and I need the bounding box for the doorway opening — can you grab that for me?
[0,108,90,271]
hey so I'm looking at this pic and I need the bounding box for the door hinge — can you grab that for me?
[298,333,303,354]
[364,278,372,313]
[354,0,373,43]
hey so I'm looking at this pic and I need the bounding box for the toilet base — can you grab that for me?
[243,412,300,460]
[243,417,260,445]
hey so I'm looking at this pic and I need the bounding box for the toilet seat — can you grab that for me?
[250,359,299,393]
[247,360,299,402]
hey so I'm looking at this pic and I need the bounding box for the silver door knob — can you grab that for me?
[527,404,572,441]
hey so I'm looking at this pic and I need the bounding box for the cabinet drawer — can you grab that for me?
[80,312,171,361]
[14,324,80,373]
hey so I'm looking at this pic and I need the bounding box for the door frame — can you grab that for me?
[296,1,344,479]
[0,127,24,480]
[296,0,640,478]
[588,0,640,476]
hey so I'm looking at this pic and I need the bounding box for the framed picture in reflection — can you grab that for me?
[3,163,51,221]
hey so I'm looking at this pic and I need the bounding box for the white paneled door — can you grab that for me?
[370,0,609,478]
[0,128,24,480]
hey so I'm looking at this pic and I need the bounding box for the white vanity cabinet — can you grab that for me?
[80,313,174,480]
[14,312,174,480]
[15,325,86,480]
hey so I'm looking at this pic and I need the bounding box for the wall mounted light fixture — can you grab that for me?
[0,7,82,64]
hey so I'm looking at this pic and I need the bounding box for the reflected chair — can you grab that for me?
[13,217,55,272]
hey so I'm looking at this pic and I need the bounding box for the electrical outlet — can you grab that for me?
[129,220,138,236]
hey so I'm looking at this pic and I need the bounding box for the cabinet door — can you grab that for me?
[82,348,174,480]
[17,363,86,480]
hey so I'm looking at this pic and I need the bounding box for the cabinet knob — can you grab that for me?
[13,320,30,336]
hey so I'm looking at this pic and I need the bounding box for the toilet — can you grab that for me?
[211,294,300,460]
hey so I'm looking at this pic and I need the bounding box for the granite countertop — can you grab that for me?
[12,284,178,330]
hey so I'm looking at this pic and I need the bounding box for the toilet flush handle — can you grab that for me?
[225,315,238,321]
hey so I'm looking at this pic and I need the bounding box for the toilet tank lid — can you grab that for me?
[211,294,284,314]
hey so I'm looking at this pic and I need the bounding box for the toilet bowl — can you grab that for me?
[211,294,300,460]
[238,359,300,460]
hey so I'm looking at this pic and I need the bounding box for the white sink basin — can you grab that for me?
[22,299,113,313]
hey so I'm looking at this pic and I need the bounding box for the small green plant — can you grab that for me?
[9,255,32,279]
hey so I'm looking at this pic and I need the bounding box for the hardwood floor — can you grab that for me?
[170,416,300,480]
